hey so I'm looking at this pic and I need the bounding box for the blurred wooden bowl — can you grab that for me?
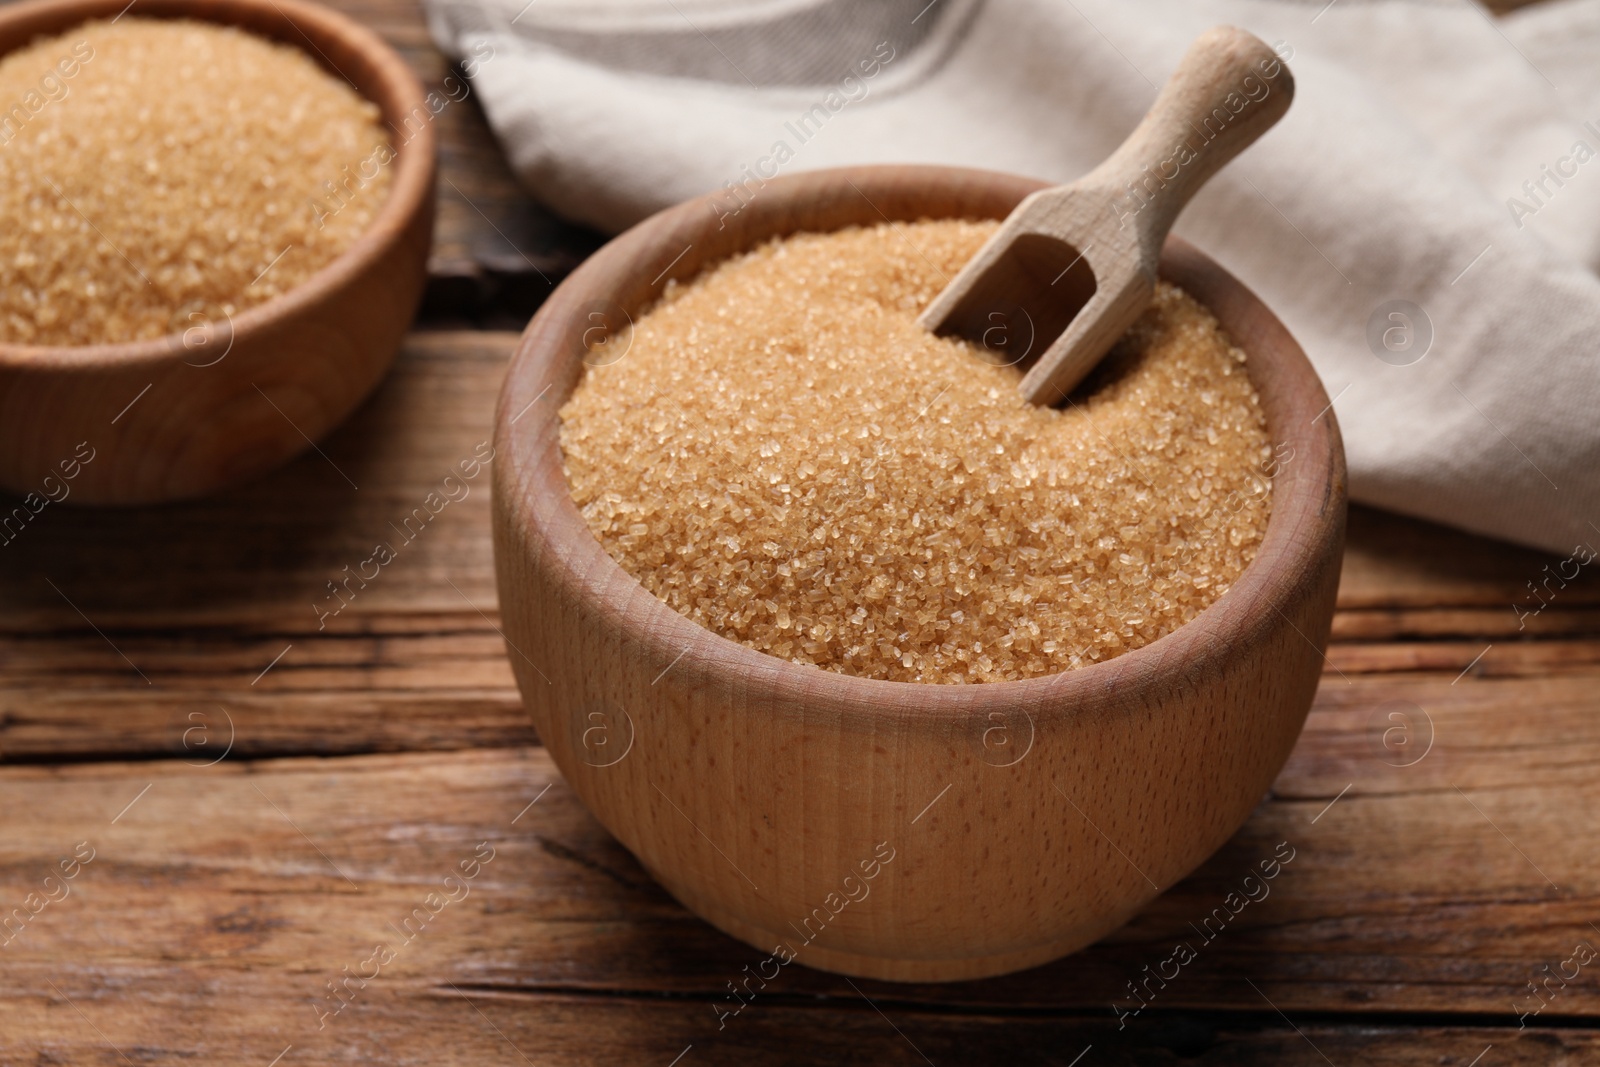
[492,165,1346,982]
[0,0,435,505]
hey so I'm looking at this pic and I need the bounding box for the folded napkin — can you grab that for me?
[425,0,1600,555]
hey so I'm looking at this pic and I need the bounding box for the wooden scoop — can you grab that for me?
[920,26,1294,406]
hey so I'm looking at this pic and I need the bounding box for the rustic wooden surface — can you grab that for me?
[2,0,1593,1061]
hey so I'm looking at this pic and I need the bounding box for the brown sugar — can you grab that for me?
[0,18,393,346]
[560,220,1275,684]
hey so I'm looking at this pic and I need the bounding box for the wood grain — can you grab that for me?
[0,332,509,626]
[0,745,1597,1032]
[7,980,1594,1067]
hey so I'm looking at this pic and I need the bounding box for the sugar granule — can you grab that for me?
[560,220,1274,684]
[0,18,393,346]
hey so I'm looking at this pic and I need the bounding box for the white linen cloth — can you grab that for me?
[425,0,1600,554]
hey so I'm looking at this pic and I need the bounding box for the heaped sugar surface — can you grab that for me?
[561,220,1274,684]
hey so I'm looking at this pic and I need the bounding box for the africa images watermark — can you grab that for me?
[1505,119,1600,229]
[1513,538,1596,630]
[708,40,898,230]
[1111,40,1293,229]
[1,841,97,950]
[1515,939,1597,1028]
[307,40,494,231]
[0,440,96,548]
[712,841,897,1030]
[1112,840,1297,1029]
[311,840,497,1030]
[313,441,495,629]
[0,38,94,146]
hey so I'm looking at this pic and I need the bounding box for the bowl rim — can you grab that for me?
[0,0,434,367]
[496,164,1345,714]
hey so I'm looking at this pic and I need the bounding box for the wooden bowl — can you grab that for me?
[492,166,1346,982]
[0,0,435,505]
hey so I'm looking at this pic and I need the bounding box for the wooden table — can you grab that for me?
[3,0,1593,1062]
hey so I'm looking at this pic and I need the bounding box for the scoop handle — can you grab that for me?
[1086,26,1293,256]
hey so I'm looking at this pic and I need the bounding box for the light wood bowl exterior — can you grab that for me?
[0,0,435,504]
[492,166,1346,982]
